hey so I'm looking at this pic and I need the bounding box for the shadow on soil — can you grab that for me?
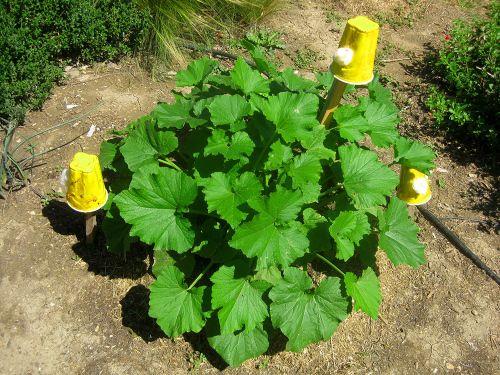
[42,199,150,279]
[120,284,164,342]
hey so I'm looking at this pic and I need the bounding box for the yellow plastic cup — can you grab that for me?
[397,166,432,206]
[66,152,108,212]
[331,16,380,85]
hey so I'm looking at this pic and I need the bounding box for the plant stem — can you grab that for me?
[315,253,345,277]
[187,261,214,290]
[158,158,182,172]
[186,209,220,219]
[253,131,277,171]
[319,184,342,198]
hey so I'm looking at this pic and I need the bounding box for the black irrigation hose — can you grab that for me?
[417,205,500,286]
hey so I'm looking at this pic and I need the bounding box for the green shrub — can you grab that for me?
[0,0,149,123]
[426,3,499,147]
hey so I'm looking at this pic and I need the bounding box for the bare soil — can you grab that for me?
[1,1,498,374]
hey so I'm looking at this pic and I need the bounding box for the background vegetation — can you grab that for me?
[426,2,499,148]
[0,0,283,125]
[0,0,149,124]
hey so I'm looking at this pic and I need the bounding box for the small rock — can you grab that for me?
[29,211,36,215]
[67,69,80,79]
[166,70,177,76]
[468,173,477,178]
[472,310,478,316]
[66,104,79,110]
[446,363,454,370]
[436,167,449,173]
[64,65,73,72]
[107,62,120,69]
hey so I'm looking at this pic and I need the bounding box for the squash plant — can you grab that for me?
[99,47,435,367]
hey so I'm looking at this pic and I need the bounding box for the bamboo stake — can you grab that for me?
[318,78,347,127]
[85,212,97,245]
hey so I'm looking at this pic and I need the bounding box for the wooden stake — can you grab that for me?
[85,212,97,245]
[318,78,347,126]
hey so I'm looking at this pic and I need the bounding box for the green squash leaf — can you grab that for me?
[205,129,255,161]
[378,197,426,268]
[264,140,293,171]
[120,120,178,172]
[256,92,319,143]
[99,140,120,171]
[149,265,207,336]
[333,105,369,142]
[153,99,193,129]
[269,268,349,352]
[344,267,381,319]
[394,137,435,174]
[300,126,336,160]
[279,68,317,92]
[211,263,269,334]
[230,57,270,95]
[101,201,133,255]
[114,167,197,252]
[208,94,252,126]
[363,99,399,148]
[201,172,262,228]
[207,321,269,367]
[230,214,309,269]
[176,57,218,87]
[288,152,322,189]
[339,144,399,209]
[329,211,371,261]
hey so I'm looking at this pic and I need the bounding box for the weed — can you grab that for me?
[243,28,285,51]
[189,352,207,372]
[257,358,270,369]
[293,48,321,69]
[437,179,446,189]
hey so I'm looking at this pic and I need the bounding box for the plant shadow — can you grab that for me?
[42,199,150,279]
[120,284,165,342]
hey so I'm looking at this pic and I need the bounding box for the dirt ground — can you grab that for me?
[1,0,498,374]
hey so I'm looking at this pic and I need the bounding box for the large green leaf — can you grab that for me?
[394,137,435,174]
[99,140,119,171]
[149,265,207,336]
[176,57,218,87]
[201,172,262,228]
[256,92,319,143]
[279,68,317,92]
[250,187,303,223]
[230,57,270,95]
[114,167,197,252]
[329,211,370,261]
[333,105,369,142]
[264,140,293,171]
[269,268,348,352]
[153,99,193,129]
[300,126,336,160]
[208,94,252,127]
[204,129,255,161]
[120,120,178,172]
[229,214,309,269]
[211,264,269,334]
[378,197,426,268]
[344,267,381,319]
[101,201,133,255]
[207,322,269,367]
[288,152,322,190]
[363,99,399,147]
[339,144,399,209]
